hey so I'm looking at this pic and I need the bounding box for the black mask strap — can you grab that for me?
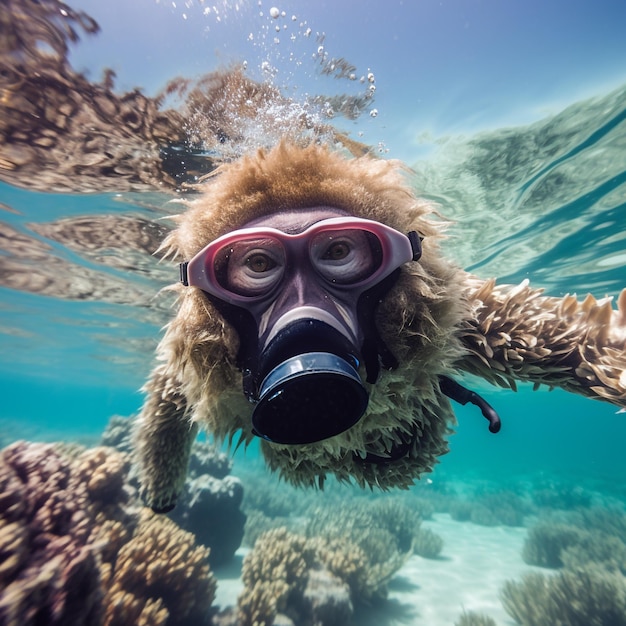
[202,293,260,402]
[357,268,402,384]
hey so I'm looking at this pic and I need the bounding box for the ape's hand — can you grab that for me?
[460,277,626,408]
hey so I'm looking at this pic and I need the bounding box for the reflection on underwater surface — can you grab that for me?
[2,84,625,392]
[1,0,626,625]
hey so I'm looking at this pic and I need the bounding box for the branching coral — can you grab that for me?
[561,532,626,575]
[0,441,216,626]
[506,509,626,624]
[413,527,444,559]
[522,508,626,579]
[0,442,107,625]
[455,611,497,626]
[501,565,626,626]
[104,509,216,626]
[309,537,371,603]
[237,527,314,626]
[305,497,418,599]
[521,522,586,568]
[237,527,369,626]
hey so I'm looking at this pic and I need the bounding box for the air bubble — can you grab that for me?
[367,72,375,83]
[369,109,378,118]
[269,7,280,18]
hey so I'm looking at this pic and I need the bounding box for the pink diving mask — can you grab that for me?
[180,216,422,309]
[179,215,422,445]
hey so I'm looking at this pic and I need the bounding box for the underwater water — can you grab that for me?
[1,1,626,625]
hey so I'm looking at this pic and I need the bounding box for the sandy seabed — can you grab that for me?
[214,513,544,625]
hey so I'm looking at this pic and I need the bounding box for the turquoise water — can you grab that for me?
[1,1,626,624]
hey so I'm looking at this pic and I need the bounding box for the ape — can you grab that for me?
[134,142,626,513]
[3,0,622,514]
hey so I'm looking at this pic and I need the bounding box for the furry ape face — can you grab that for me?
[183,207,425,445]
[135,140,626,512]
[137,142,470,508]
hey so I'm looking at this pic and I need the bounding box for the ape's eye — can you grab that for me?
[321,241,350,261]
[214,238,285,297]
[310,229,382,284]
[245,253,276,273]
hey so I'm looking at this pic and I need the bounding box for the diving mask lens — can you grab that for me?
[210,226,384,299]
[309,229,382,284]
[184,216,419,304]
[214,236,286,297]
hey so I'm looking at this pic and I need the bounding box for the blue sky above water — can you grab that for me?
[68,0,626,162]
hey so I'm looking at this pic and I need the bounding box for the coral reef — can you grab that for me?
[501,565,626,626]
[165,440,246,566]
[100,415,136,454]
[455,611,497,626]
[506,506,626,624]
[578,507,626,543]
[0,441,216,626]
[305,497,418,601]
[236,527,370,626]
[530,480,593,510]
[448,490,528,527]
[241,472,312,519]
[523,508,626,572]
[242,508,297,549]
[104,508,216,626]
[522,522,586,568]
[101,415,246,565]
[187,440,234,481]
[561,532,626,575]
[168,473,245,566]
[413,527,444,559]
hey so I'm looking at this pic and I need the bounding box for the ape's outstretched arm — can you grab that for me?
[459,277,626,408]
[133,366,197,512]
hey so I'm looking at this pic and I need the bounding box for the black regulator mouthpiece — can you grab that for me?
[251,319,369,445]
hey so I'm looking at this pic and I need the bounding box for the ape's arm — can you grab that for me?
[457,277,626,409]
[133,366,197,512]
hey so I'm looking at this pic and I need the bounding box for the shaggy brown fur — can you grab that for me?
[134,142,626,512]
[6,0,622,513]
